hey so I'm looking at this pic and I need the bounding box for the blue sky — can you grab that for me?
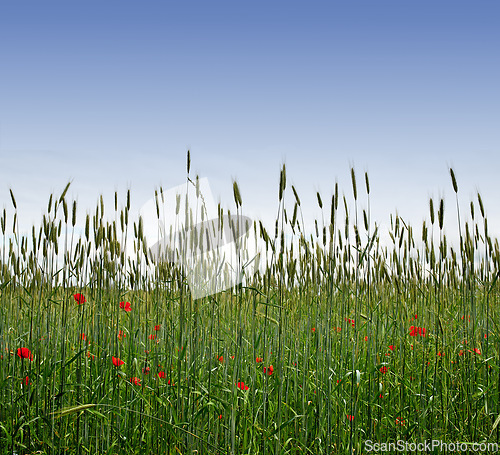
[1,1,499,244]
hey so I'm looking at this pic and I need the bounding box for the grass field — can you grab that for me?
[1,162,500,454]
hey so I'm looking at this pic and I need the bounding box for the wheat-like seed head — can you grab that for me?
[450,168,458,193]
[351,168,357,201]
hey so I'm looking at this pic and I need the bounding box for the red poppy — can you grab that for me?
[73,293,86,304]
[218,414,223,420]
[112,356,124,367]
[81,333,87,341]
[256,357,263,363]
[154,325,161,331]
[23,376,29,386]
[311,327,316,333]
[130,377,141,385]
[347,415,354,421]
[167,379,174,385]
[236,381,249,391]
[148,334,156,340]
[119,301,132,312]
[158,371,166,378]
[364,336,368,341]
[389,345,394,351]
[142,367,150,374]
[218,355,224,363]
[471,348,481,355]
[263,365,274,375]
[118,330,126,341]
[17,348,33,361]
[409,326,426,337]
[379,366,388,374]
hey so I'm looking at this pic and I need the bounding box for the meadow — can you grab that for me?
[1,161,500,454]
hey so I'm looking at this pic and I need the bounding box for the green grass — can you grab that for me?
[1,164,500,454]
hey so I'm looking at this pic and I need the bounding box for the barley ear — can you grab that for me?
[9,189,17,209]
[438,198,444,230]
[351,168,357,201]
[450,168,458,193]
[316,192,323,209]
[477,192,485,218]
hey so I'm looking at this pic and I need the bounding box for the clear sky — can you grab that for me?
[1,1,499,245]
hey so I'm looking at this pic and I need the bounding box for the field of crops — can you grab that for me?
[1,162,500,454]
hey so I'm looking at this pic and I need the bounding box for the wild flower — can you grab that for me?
[263,365,274,375]
[409,326,426,337]
[237,381,249,391]
[73,293,86,304]
[112,356,124,367]
[17,348,33,361]
[119,301,132,312]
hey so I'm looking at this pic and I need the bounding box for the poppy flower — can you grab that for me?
[263,365,274,375]
[218,355,224,363]
[112,356,124,367]
[130,377,141,385]
[118,330,126,341]
[379,366,388,374]
[81,333,87,341]
[389,345,394,351]
[158,371,166,378]
[142,367,150,374]
[148,334,156,340]
[347,415,354,421]
[236,381,249,391]
[17,348,33,361]
[311,327,316,333]
[471,348,481,355]
[154,325,161,331]
[119,301,132,312]
[409,326,426,337]
[256,357,263,363]
[23,376,29,386]
[73,293,86,304]
[167,379,174,385]
[364,336,368,341]
[218,414,223,420]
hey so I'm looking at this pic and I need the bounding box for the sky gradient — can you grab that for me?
[1,1,499,245]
